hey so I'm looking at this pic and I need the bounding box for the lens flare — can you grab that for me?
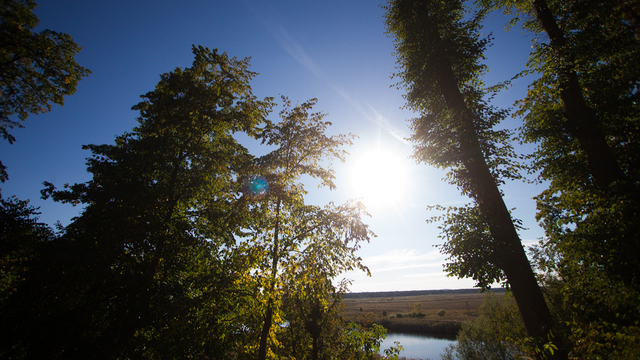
[243,175,269,200]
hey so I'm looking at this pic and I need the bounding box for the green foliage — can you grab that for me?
[413,302,423,315]
[383,342,403,360]
[477,0,640,285]
[530,265,640,359]
[247,96,373,359]
[385,1,640,358]
[568,319,640,360]
[480,0,640,188]
[0,43,378,360]
[0,196,54,304]
[383,1,558,350]
[3,45,272,360]
[274,276,403,360]
[474,0,640,358]
[441,292,527,360]
[0,0,91,181]
[382,0,524,284]
[429,204,508,290]
[507,0,640,190]
[278,277,347,360]
[342,322,394,360]
[384,0,519,193]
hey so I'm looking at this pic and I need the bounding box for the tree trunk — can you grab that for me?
[258,304,274,360]
[531,0,626,187]
[258,197,282,360]
[307,298,322,360]
[428,17,565,359]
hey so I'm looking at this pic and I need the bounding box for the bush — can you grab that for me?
[437,310,446,317]
[382,310,388,317]
[441,292,526,360]
[413,302,423,315]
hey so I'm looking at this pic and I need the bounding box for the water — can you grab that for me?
[380,332,455,360]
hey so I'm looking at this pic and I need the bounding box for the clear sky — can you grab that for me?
[1,0,545,292]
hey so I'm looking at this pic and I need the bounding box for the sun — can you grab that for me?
[347,148,409,207]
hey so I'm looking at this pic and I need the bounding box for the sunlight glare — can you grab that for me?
[348,148,408,207]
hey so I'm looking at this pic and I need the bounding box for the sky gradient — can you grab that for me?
[1,0,545,292]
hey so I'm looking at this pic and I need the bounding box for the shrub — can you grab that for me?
[413,302,423,315]
[437,310,446,317]
[440,292,526,360]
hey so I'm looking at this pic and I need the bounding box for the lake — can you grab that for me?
[380,332,455,360]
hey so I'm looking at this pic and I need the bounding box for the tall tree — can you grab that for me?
[477,1,640,357]
[526,0,627,188]
[478,0,640,282]
[2,45,272,360]
[0,0,91,182]
[249,98,372,360]
[478,0,636,189]
[383,1,564,358]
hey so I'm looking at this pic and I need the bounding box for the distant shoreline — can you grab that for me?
[343,288,508,336]
[369,318,462,337]
[344,288,506,299]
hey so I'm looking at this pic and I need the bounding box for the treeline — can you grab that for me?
[343,288,505,299]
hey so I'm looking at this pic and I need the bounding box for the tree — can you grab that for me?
[278,272,349,360]
[476,1,640,357]
[524,0,627,188]
[474,0,640,282]
[247,97,373,360]
[478,0,636,189]
[383,1,564,357]
[2,45,272,360]
[0,0,91,182]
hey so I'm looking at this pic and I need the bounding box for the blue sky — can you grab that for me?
[1,0,545,292]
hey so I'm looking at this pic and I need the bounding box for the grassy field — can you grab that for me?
[342,289,507,336]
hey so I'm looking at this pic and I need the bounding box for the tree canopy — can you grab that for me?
[383,2,563,357]
[385,0,640,358]
[0,45,383,360]
[240,97,372,360]
[0,0,91,182]
[3,45,274,359]
[483,0,640,357]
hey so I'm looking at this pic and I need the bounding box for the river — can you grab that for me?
[380,332,455,360]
